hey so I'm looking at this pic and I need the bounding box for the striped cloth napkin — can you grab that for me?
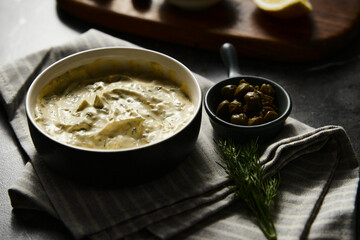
[1,29,359,240]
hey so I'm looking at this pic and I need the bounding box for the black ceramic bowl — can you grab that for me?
[205,43,292,144]
[26,47,202,185]
[205,76,292,143]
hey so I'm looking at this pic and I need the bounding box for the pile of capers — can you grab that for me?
[215,79,278,126]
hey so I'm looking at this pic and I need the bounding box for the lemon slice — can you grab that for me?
[253,0,313,19]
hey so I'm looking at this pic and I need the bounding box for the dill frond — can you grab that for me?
[217,138,279,240]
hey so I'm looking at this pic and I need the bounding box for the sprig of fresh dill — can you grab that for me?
[217,138,279,240]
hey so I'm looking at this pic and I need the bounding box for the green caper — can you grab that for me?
[243,91,261,113]
[260,93,274,107]
[231,113,248,125]
[248,116,264,125]
[221,85,237,100]
[260,83,275,97]
[264,110,278,122]
[229,99,243,114]
[216,100,230,119]
[261,106,276,115]
[234,82,252,100]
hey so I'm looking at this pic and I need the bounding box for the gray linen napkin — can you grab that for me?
[1,29,358,240]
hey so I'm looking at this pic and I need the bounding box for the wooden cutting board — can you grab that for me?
[57,0,360,61]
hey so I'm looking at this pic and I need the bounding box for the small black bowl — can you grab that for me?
[204,43,292,143]
[205,76,292,143]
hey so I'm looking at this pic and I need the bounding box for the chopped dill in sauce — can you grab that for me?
[35,70,194,150]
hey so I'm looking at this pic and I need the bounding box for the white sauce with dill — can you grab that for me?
[34,71,194,149]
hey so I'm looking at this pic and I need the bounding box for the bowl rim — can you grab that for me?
[26,46,202,153]
[204,75,292,129]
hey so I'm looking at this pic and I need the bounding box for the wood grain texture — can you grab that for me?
[57,0,360,61]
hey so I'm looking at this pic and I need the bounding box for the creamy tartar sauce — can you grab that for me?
[34,72,194,149]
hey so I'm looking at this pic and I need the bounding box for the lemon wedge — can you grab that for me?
[253,0,313,19]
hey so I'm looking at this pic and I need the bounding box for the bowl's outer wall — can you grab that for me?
[205,76,292,143]
[27,108,202,185]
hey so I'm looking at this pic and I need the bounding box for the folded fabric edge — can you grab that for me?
[146,193,236,240]
[88,185,233,240]
[263,125,359,177]
[8,162,59,219]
